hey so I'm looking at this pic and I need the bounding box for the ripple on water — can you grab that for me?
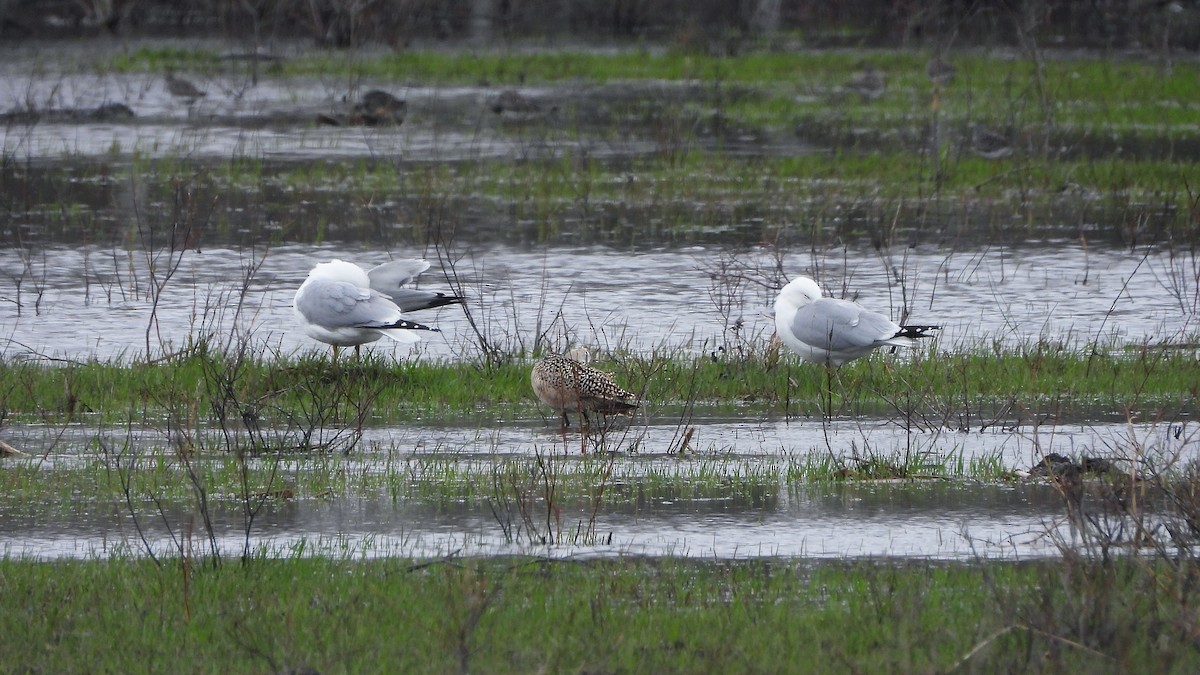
[0,415,1188,561]
[0,242,1190,361]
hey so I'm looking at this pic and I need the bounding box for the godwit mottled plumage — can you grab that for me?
[531,348,638,431]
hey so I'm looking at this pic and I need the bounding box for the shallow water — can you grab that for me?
[0,241,1195,361]
[0,64,718,163]
[12,413,1189,470]
[0,235,1193,563]
[0,480,1077,561]
[1,415,1190,560]
[2,40,1197,563]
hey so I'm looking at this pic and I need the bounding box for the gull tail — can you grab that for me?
[372,318,441,344]
[894,325,940,339]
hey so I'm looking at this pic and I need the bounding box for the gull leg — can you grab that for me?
[783,361,792,420]
[824,365,834,421]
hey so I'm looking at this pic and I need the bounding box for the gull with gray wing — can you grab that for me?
[773,276,939,367]
[293,259,444,359]
[363,258,464,312]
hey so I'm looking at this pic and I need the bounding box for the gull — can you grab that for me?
[531,347,638,432]
[773,276,939,367]
[293,259,450,359]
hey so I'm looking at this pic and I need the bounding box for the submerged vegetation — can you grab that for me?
[4,47,1199,249]
[0,429,1020,509]
[4,32,1200,674]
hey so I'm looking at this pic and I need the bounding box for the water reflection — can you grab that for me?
[0,475,1075,561]
[0,242,1193,361]
[1,415,1189,561]
[5,415,1191,471]
[2,47,1195,564]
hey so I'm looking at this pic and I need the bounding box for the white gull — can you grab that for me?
[294,259,456,358]
[774,276,939,367]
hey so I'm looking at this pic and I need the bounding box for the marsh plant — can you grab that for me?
[8,245,49,316]
[487,449,617,547]
[1151,243,1200,322]
[90,241,400,565]
[5,30,1200,672]
[955,417,1200,670]
[103,345,405,566]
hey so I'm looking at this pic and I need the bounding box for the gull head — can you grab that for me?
[306,259,370,287]
[776,276,823,311]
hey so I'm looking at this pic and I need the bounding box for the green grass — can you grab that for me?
[90,47,1200,211]
[0,331,1175,538]
[109,46,1198,97]
[7,44,1191,671]
[784,446,1015,482]
[105,46,1200,139]
[0,554,1194,673]
[3,338,1196,426]
[7,45,1196,251]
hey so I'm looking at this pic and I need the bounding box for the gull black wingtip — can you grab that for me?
[376,319,441,332]
[894,325,941,339]
[426,293,466,309]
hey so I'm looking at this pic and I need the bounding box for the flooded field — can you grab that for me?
[2,411,1192,560]
[2,241,1198,364]
[2,39,1199,563]
[0,473,1075,561]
